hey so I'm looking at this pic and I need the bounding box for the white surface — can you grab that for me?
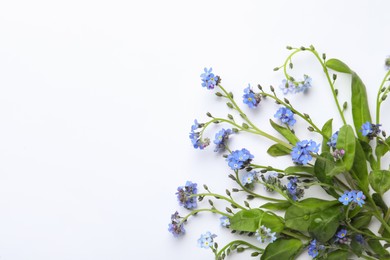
[0,0,390,259]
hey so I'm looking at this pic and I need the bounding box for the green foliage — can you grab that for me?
[261,201,291,211]
[369,170,390,195]
[229,209,284,233]
[308,207,342,243]
[336,125,356,170]
[267,144,291,157]
[269,119,299,145]
[260,238,302,260]
[321,119,333,153]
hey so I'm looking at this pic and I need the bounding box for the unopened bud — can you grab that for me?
[228,174,237,181]
[309,45,315,50]
[226,207,233,213]
[286,46,292,50]
[237,247,245,253]
[227,114,233,120]
[229,92,234,98]
[251,252,260,256]
[232,188,239,192]
[289,62,293,69]
[382,95,388,101]
[304,113,310,119]
[231,204,237,209]
[226,189,231,196]
[244,201,250,207]
[333,74,337,81]
[257,84,262,90]
[308,126,314,132]
[208,200,214,206]
[206,112,212,117]
[215,92,223,97]
[247,195,255,200]
[242,123,249,129]
[322,53,326,60]
[214,242,218,249]
[300,46,306,50]
[203,184,209,190]
[284,98,290,104]
[273,67,279,71]
[232,128,239,133]
[270,85,275,92]
[335,89,339,96]
[343,102,348,109]
[382,131,387,137]
[227,102,233,108]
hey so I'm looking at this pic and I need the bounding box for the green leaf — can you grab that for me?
[369,170,390,195]
[350,239,363,257]
[352,139,369,192]
[267,144,291,157]
[360,140,379,170]
[372,193,388,215]
[313,152,338,197]
[308,207,342,243]
[285,198,339,232]
[336,125,356,170]
[261,201,291,211]
[270,119,299,145]
[351,73,372,140]
[376,136,390,158]
[260,238,302,260]
[364,229,390,257]
[325,59,351,73]
[260,211,285,233]
[229,209,284,233]
[351,213,372,229]
[230,209,263,232]
[326,165,346,177]
[284,166,314,175]
[325,250,349,260]
[321,119,333,153]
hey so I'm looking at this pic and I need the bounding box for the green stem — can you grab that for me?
[192,193,246,210]
[234,170,285,202]
[215,240,264,258]
[379,207,390,234]
[249,164,284,172]
[281,229,309,240]
[375,70,390,124]
[180,208,231,225]
[260,92,326,138]
[218,84,293,150]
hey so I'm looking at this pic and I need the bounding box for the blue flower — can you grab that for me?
[255,225,277,243]
[338,190,365,207]
[353,191,366,207]
[242,171,257,185]
[213,128,232,152]
[220,216,230,227]
[279,79,295,95]
[198,232,217,249]
[226,148,254,170]
[286,177,304,201]
[335,229,350,244]
[200,68,219,90]
[243,84,261,108]
[308,239,325,258]
[168,211,185,237]
[176,181,198,209]
[274,107,296,127]
[327,131,339,149]
[279,75,312,95]
[191,119,202,131]
[336,229,347,239]
[360,121,381,140]
[355,234,364,244]
[291,140,320,165]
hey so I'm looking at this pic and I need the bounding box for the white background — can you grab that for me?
[0,0,390,259]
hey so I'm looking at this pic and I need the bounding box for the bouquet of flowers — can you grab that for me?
[168,45,390,260]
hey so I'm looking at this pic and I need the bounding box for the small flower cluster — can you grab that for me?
[200,68,220,90]
[286,177,304,201]
[274,107,296,127]
[168,211,185,237]
[260,172,281,192]
[327,131,339,149]
[226,148,254,170]
[255,225,277,244]
[176,181,198,209]
[279,75,312,95]
[189,119,210,149]
[308,239,325,258]
[335,229,350,244]
[291,140,320,165]
[385,56,390,70]
[243,84,261,108]
[338,190,366,207]
[213,128,232,152]
[361,121,381,140]
[198,232,217,249]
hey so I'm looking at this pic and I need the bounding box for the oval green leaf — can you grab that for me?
[260,238,302,260]
[369,170,390,195]
[336,125,356,170]
[325,59,351,73]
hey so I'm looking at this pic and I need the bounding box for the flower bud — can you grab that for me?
[308,126,314,132]
[284,98,290,104]
[226,207,233,213]
[225,189,231,196]
[286,46,292,50]
[333,74,337,81]
[208,200,214,206]
[244,201,250,208]
[322,53,326,60]
[257,84,262,90]
[215,92,223,97]
[232,188,239,192]
[229,92,234,98]
[203,184,209,190]
[382,95,387,101]
[227,114,234,120]
[270,85,275,92]
[273,67,279,71]
[343,102,348,110]
[335,89,339,96]
[206,112,213,117]
[289,62,293,69]
[227,102,233,108]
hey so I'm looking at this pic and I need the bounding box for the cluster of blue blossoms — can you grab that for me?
[338,190,366,207]
[226,148,254,170]
[243,84,261,108]
[274,107,296,127]
[176,181,198,209]
[291,140,320,165]
[200,68,220,90]
[279,75,312,95]
[255,225,277,244]
[308,239,325,258]
[198,232,217,249]
[168,211,185,237]
[213,128,232,152]
[189,119,210,150]
[360,121,381,140]
[286,177,304,201]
